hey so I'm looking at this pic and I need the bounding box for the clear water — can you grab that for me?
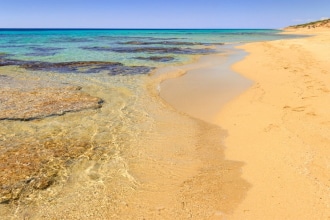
[0,29,302,67]
[0,29,304,218]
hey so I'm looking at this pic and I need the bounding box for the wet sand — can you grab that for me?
[160,45,252,124]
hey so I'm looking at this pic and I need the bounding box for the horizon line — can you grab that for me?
[0,28,280,31]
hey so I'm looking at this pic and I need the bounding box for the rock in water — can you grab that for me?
[135,56,175,62]
[0,75,103,121]
[0,75,103,204]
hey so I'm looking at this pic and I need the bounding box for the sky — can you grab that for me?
[0,0,329,28]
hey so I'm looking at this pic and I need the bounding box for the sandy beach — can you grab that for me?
[161,29,330,219]
[1,28,329,219]
[219,30,330,219]
[1,0,330,217]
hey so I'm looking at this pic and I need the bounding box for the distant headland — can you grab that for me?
[286,18,330,30]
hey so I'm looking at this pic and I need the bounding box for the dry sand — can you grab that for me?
[216,30,330,219]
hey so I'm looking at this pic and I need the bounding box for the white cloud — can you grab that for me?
[320,17,329,20]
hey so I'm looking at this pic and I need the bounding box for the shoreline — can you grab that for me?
[0,45,251,218]
[158,30,330,219]
[1,29,328,218]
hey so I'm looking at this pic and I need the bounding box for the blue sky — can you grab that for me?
[0,0,329,28]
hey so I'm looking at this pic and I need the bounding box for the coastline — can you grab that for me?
[159,30,330,219]
[1,29,328,218]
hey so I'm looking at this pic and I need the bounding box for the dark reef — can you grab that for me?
[81,46,215,55]
[25,46,64,57]
[119,41,200,46]
[135,56,175,62]
[0,58,153,75]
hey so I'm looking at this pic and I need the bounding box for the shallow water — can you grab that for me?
[0,29,304,218]
[160,44,252,124]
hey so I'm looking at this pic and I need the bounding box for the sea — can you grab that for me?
[0,29,300,64]
[0,29,303,218]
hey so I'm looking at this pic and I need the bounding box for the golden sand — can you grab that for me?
[216,30,330,219]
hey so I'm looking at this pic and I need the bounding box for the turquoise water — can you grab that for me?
[0,29,302,69]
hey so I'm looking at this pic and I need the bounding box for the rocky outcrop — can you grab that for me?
[0,137,92,204]
[20,61,122,72]
[0,75,103,121]
[0,75,104,203]
[0,59,153,75]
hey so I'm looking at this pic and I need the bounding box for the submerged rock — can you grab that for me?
[48,37,93,43]
[97,36,183,41]
[0,57,33,67]
[20,61,153,75]
[25,46,64,57]
[81,46,215,55]
[0,138,92,204]
[25,52,58,57]
[0,76,105,203]
[20,61,123,73]
[0,87,103,121]
[0,76,103,121]
[102,65,154,75]
[0,52,8,58]
[135,56,175,62]
[80,46,114,52]
[119,41,224,46]
[0,59,153,75]
[119,41,200,46]
[0,45,25,49]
